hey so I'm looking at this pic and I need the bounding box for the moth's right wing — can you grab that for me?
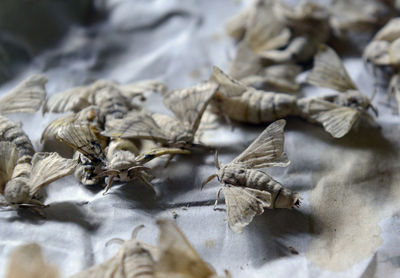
[0,142,18,194]
[29,152,77,197]
[306,45,358,92]
[231,119,290,168]
[102,110,168,143]
[43,85,92,114]
[308,99,360,138]
[41,114,77,143]
[222,185,272,234]
[155,219,217,278]
[211,66,248,97]
[57,123,106,163]
[119,79,168,99]
[0,75,47,114]
[5,243,59,278]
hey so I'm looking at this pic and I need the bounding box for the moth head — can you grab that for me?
[4,178,30,204]
[345,90,378,116]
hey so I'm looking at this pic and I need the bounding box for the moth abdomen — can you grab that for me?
[0,115,34,158]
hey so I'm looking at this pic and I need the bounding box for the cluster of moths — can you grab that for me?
[203,120,298,233]
[210,45,377,138]
[364,17,400,114]
[0,75,76,211]
[5,219,231,278]
[42,79,218,194]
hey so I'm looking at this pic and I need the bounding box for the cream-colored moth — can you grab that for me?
[102,82,218,152]
[202,120,298,233]
[5,243,59,278]
[0,75,47,115]
[0,141,76,208]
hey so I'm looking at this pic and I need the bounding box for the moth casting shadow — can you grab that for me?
[202,119,299,234]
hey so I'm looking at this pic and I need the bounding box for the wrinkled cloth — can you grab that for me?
[1,1,400,277]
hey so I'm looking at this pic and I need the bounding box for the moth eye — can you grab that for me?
[238,169,245,174]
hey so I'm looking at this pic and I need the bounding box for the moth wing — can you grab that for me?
[0,75,47,114]
[5,243,59,278]
[211,66,248,97]
[40,114,77,143]
[102,110,168,143]
[29,152,77,196]
[245,0,291,53]
[43,85,92,113]
[57,123,105,162]
[223,186,272,234]
[306,45,358,92]
[70,256,119,278]
[312,106,360,138]
[229,41,263,80]
[163,82,218,133]
[0,142,18,194]
[232,119,289,168]
[119,79,167,98]
[155,219,217,278]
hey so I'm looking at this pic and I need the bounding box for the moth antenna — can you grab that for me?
[201,174,217,190]
[214,150,220,169]
[105,238,125,247]
[131,224,145,239]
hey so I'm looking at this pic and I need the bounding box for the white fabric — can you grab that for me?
[1,1,400,277]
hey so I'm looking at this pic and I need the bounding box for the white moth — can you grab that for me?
[0,141,76,208]
[0,75,47,115]
[71,225,158,278]
[5,243,59,278]
[56,123,188,193]
[102,82,219,151]
[155,219,231,278]
[202,120,299,234]
[303,44,378,138]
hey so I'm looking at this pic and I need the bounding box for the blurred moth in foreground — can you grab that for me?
[5,243,59,278]
[202,120,299,233]
[72,219,230,278]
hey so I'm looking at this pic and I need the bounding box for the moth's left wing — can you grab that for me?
[306,45,358,92]
[57,123,106,163]
[29,152,77,196]
[119,79,167,99]
[223,185,272,234]
[5,243,59,278]
[231,119,290,168]
[0,75,47,114]
[163,82,219,134]
[155,219,217,278]
[0,142,18,194]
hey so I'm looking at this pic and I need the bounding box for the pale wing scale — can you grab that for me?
[44,86,92,113]
[155,219,217,278]
[5,243,59,278]
[57,124,105,162]
[232,119,287,168]
[223,186,272,234]
[163,82,218,133]
[306,45,358,92]
[29,152,77,196]
[102,110,168,143]
[310,103,360,138]
[0,75,47,114]
[0,142,18,193]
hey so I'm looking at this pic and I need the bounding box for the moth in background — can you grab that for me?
[0,141,76,209]
[202,120,298,234]
[303,44,378,138]
[102,82,219,155]
[5,243,59,278]
[0,74,47,115]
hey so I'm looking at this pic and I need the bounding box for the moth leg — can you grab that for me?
[138,175,156,194]
[103,174,117,195]
[213,187,223,211]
